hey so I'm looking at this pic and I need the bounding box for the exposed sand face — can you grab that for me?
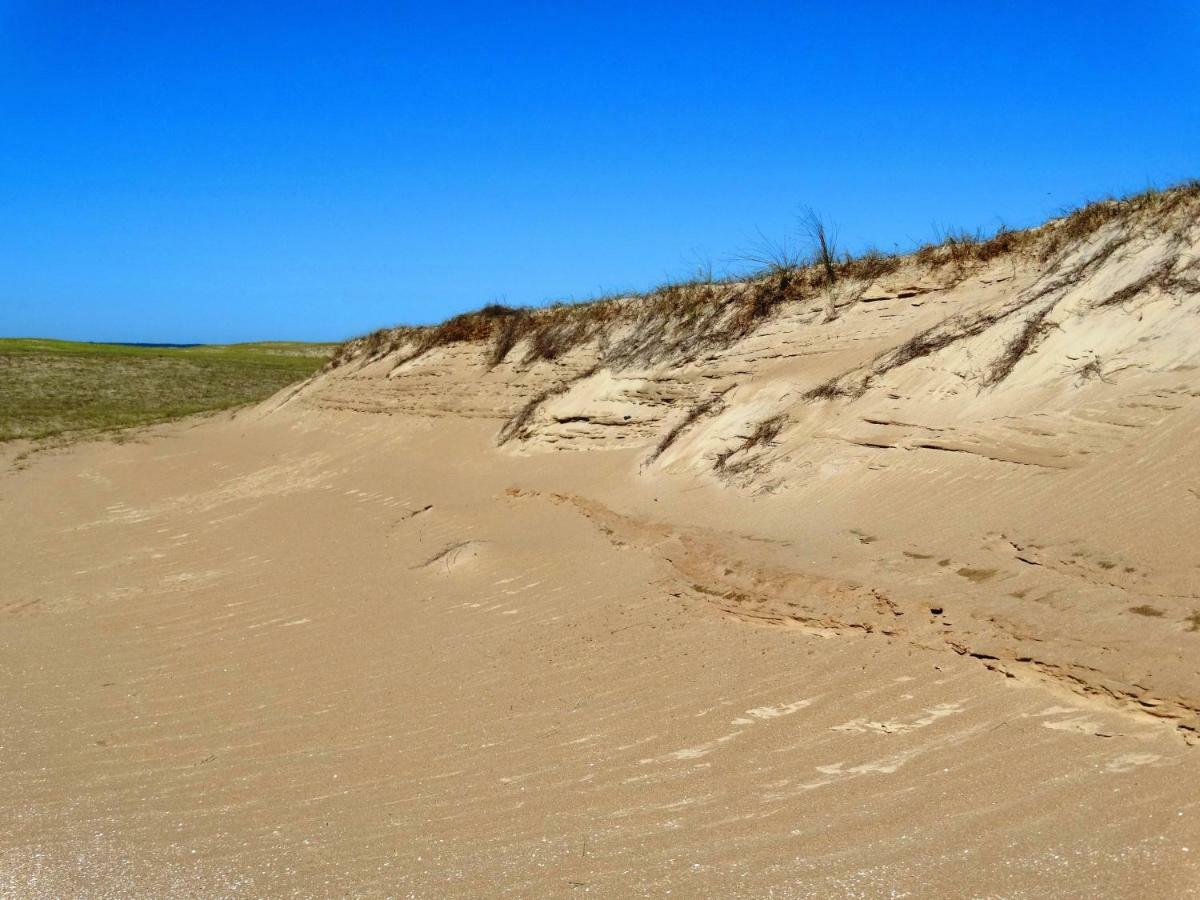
[3,201,1200,895]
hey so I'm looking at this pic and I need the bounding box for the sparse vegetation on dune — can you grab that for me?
[496,364,601,445]
[800,181,1200,400]
[330,180,1200,378]
[645,387,732,465]
[800,208,839,287]
[714,413,787,475]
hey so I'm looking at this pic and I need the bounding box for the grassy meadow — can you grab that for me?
[0,338,333,443]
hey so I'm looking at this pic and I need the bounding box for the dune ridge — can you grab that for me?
[288,183,1200,743]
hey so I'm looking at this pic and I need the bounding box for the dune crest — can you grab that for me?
[298,184,1200,743]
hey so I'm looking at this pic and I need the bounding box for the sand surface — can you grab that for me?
[3,203,1200,896]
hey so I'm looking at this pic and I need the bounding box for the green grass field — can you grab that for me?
[0,338,334,443]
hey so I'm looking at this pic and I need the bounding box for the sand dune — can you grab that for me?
[3,189,1200,896]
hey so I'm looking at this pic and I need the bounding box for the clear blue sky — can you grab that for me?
[2,2,1197,343]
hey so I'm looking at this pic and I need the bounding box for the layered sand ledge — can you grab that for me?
[3,190,1200,895]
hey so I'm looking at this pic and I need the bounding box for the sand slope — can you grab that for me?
[3,195,1200,896]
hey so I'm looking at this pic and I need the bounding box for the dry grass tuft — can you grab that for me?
[1067,355,1133,386]
[1041,180,1200,261]
[803,373,854,401]
[839,247,900,282]
[1038,199,1123,261]
[714,414,786,473]
[488,310,531,368]
[1094,259,1178,309]
[495,365,601,445]
[1075,357,1107,383]
[800,209,839,287]
[910,223,1038,278]
[644,388,732,465]
[984,308,1059,386]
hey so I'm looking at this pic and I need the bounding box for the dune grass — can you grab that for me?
[0,339,333,443]
[334,181,1200,377]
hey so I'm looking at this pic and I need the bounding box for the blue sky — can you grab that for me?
[1,1,1197,343]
